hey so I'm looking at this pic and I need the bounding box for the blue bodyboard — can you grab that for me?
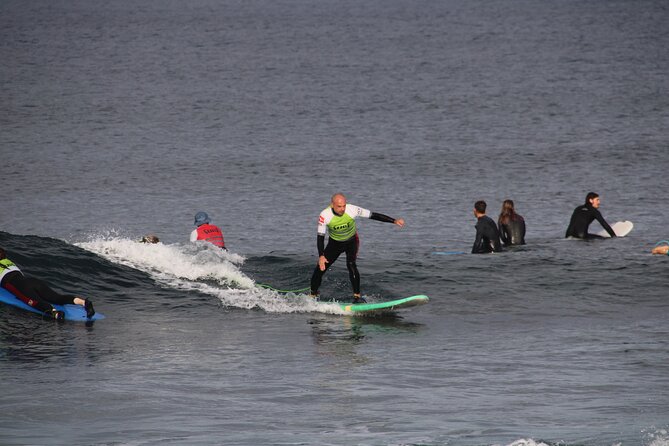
[0,288,105,322]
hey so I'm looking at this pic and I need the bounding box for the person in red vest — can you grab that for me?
[190,211,226,250]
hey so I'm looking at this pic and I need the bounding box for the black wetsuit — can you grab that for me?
[310,234,360,295]
[1,270,77,314]
[565,204,615,239]
[472,215,502,254]
[498,215,526,246]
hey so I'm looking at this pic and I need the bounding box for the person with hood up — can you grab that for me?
[190,211,226,249]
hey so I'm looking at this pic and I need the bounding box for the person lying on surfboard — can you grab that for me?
[310,193,405,304]
[472,200,502,254]
[0,247,95,321]
[565,192,616,239]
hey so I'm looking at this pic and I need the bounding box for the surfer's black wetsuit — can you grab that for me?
[472,215,502,254]
[1,270,77,314]
[310,234,360,295]
[565,204,616,239]
[498,215,526,246]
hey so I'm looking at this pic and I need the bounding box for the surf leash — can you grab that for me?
[654,240,669,247]
[256,283,311,294]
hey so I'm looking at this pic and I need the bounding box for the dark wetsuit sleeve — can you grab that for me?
[317,234,325,256]
[565,210,577,238]
[369,212,396,224]
[472,223,485,254]
[565,207,581,238]
[594,209,616,237]
[565,222,573,238]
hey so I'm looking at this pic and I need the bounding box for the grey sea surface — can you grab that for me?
[1,0,668,445]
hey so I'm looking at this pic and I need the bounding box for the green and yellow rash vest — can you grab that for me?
[317,204,372,242]
[0,258,21,285]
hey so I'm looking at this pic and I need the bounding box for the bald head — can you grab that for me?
[331,193,347,216]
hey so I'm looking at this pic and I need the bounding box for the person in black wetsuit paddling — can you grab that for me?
[310,193,405,303]
[0,247,95,320]
[565,192,616,239]
[497,199,526,246]
[472,200,502,254]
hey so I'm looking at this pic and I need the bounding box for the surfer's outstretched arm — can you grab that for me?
[369,212,404,227]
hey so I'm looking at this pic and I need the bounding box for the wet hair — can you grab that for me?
[498,199,518,225]
[0,247,5,260]
[140,234,160,244]
[474,200,487,214]
[585,192,599,204]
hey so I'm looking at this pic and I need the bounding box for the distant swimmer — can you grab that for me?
[310,193,405,303]
[472,200,502,254]
[651,241,669,255]
[565,192,616,239]
[0,247,95,320]
[497,199,526,246]
[190,211,226,250]
[140,234,160,244]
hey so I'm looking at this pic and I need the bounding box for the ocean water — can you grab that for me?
[1,0,668,445]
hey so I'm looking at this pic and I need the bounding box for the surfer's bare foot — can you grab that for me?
[352,294,366,304]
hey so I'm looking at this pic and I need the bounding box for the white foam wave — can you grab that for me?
[502,440,551,446]
[646,428,669,446]
[499,432,669,446]
[187,283,347,315]
[78,237,253,288]
[76,237,349,315]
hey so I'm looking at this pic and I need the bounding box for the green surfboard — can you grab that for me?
[339,294,429,314]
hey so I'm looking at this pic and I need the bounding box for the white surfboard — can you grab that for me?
[596,220,633,237]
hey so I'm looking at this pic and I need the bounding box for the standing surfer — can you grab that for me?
[565,192,616,239]
[309,193,405,303]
